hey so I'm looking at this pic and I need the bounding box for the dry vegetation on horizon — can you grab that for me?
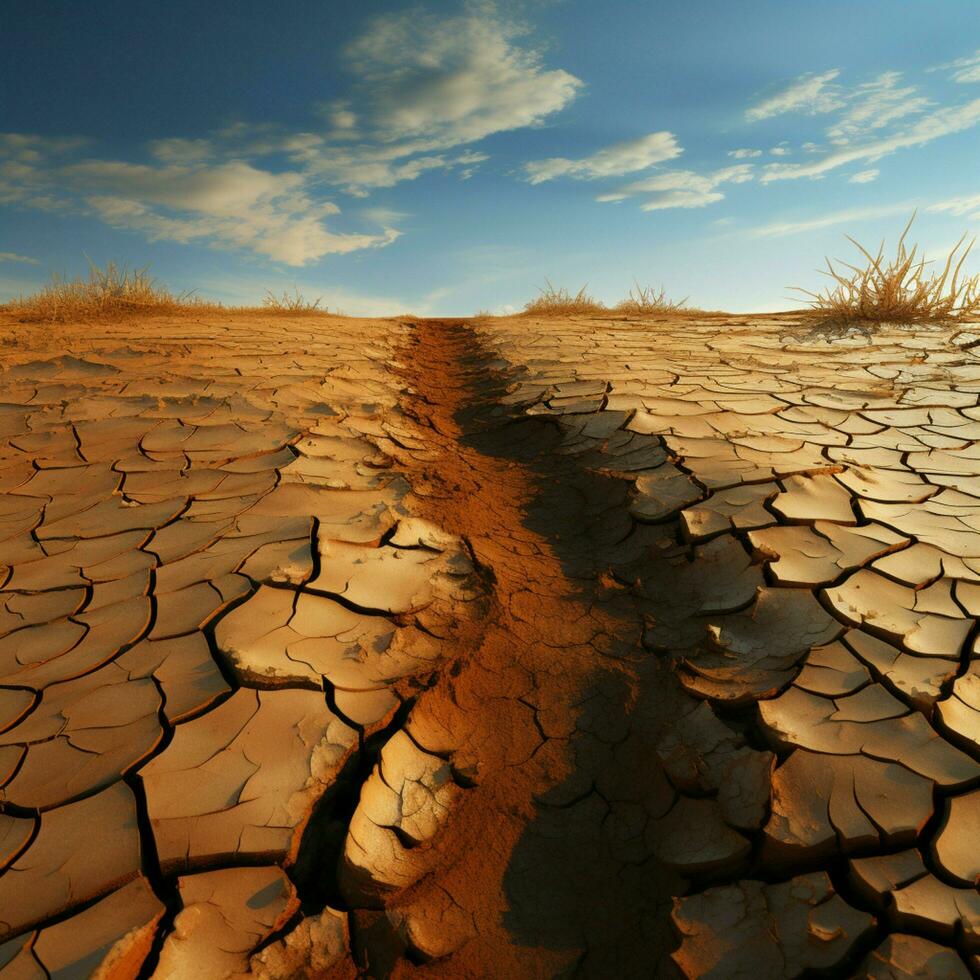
[521,281,606,316]
[6,221,979,327]
[614,283,690,317]
[261,288,324,313]
[520,216,980,327]
[793,213,980,327]
[521,279,695,317]
[0,262,331,322]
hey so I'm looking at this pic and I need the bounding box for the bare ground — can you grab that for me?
[0,310,978,978]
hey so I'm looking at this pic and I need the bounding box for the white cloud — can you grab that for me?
[0,133,86,162]
[746,70,844,121]
[848,168,879,184]
[928,192,980,220]
[0,8,583,255]
[953,64,980,84]
[344,7,582,148]
[746,190,980,247]
[316,100,358,130]
[931,49,980,84]
[228,6,581,196]
[825,71,931,145]
[274,135,368,193]
[523,132,682,184]
[744,65,977,187]
[0,145,400,266]
[599,164,753,211]
[70,159,399,265]
[64,159,328,218]
[728,148,762,159]
[360,206,411,226]
[761,97,980,182]
[0,147,74,210]
[748,202,914,238]
[279,138,490,196]
[86,192,399,266]
[640,189,725,210]
[769,144,791,156]
[0,251,38,264]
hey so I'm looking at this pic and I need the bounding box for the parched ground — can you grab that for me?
[0,309,978,979]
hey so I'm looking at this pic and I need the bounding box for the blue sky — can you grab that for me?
[2,0,979,314]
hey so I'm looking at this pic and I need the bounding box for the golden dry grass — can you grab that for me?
[521,280,704,318]
[1,262,226,322]
[0,262,333,322]
[792,213,980,326]
[262,288,323,313]
[521,280,606,316]
[613,283,689,317]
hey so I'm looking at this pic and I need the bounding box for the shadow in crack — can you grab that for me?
[386,320,745,978]
[450,328,697,978]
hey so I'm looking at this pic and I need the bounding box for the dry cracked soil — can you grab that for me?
[0,308,978,978]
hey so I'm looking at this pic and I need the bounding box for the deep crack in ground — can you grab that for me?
[342,318,695,977]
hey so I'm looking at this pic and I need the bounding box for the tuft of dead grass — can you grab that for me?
[791,213,980,326]
[262,287,323,313]
[522,280,606,316]
[0,262,340,322]
[613,282,688,317]
[521,279,707,318]
[2,261,224,322]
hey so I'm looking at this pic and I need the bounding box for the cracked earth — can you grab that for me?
[0,308,979,978]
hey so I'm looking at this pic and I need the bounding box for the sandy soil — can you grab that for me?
[0,310,978,978]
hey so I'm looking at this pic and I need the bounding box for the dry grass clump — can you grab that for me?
[613,282,689,316]
[792,213,980,326]
[522,280,606,316]
[262,288,323,313]
[521,279,705,318]
[2,261,223,322]
[1,263,337,321]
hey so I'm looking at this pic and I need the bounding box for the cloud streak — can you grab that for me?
[760,98,980,182]
[928,192,980,220]
[824,71,932,145]
[523,132,682,184]
[746,70,844,121]
[750,191,980,240]
[598,165,753,211]
[747,202,916,238]
[931,49,980,85]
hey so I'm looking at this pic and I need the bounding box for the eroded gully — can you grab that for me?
[348,319,694,978]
